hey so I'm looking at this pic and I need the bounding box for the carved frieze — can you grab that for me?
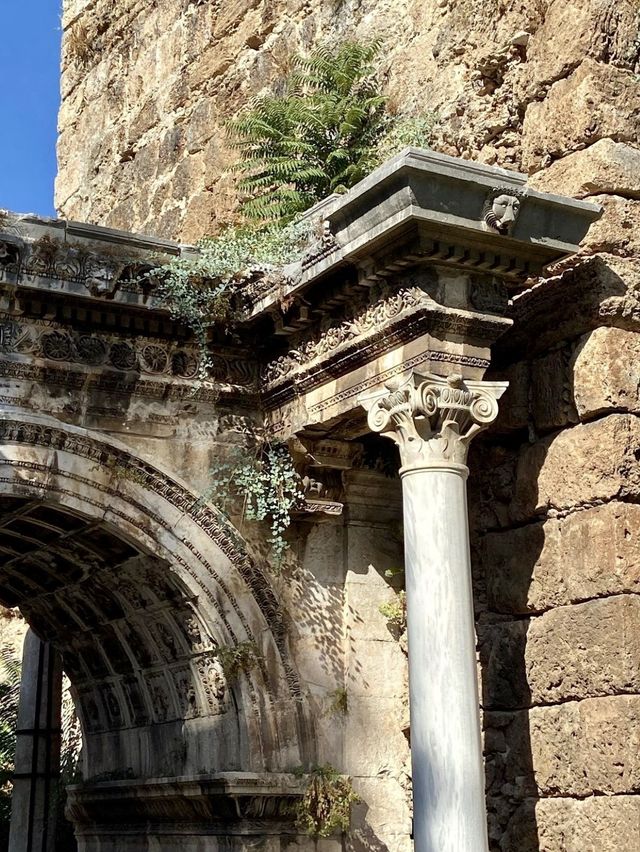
[0,232,159,298]
[262,286,433,387]
[0,316,258,391]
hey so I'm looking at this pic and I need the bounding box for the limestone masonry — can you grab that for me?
[57,0,640,243]
[2,0,638,851]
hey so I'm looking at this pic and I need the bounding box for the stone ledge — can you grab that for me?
[66,772,305,834]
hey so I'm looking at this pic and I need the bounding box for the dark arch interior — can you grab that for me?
[0,495,228,750]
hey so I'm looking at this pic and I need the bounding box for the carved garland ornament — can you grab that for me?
[262,286,432,385]
[361,372,507,470]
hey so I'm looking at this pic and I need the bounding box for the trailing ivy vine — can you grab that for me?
[151,219,314,369]
[204,439,304,565]
[215,641,262,680]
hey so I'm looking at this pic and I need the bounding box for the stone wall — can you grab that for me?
[57,0,640,242]
[470,265,640,849]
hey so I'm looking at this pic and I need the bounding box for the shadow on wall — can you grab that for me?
[469,432,549,852]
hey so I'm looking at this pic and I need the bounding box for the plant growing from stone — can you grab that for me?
[215,641,262,680]
[151,220,313,369]
[0,646,20,835]
[379,590,407,632]
[375,112,439,162]
[228,40,441,226]
[325,687,348,717]
[205,440,305,564]
[228,41,388,224]
[294,765,360,837]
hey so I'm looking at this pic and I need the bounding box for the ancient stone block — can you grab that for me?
[490,360,529,432]
[489,794,640,852]
[526,595,640,704]
[481,596,640,709]
[527,139,640,200]
[478,619,530,709]
[560,502,640,601]
[579,194,640,258]
[522,61,640,172]
[529,696,640,796]
[512,414,640,521]
[536,795,640,852]
[483,520,565,614]
[572,327,640,418]
[344,696,410,777]
[516,0,639,106]
[483,502,640,614]
[487,696,640,799]
[530,348,577,431]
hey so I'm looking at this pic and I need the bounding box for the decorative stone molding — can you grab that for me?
[0,415,302,704]
[66,773,305,836]
[360,372,508,470]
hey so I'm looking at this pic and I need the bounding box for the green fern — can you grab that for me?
[228,41,389,225]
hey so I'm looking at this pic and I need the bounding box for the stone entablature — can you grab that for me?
[247,149,602,318]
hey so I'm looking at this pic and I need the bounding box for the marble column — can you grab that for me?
[360,372,507,852]
[9,629,63,852]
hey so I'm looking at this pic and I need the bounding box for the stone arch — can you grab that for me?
[0,412,314,789]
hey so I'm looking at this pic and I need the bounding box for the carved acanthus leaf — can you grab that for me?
[360,372,507,470]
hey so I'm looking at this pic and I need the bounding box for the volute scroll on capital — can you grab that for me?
[359,372,508,472]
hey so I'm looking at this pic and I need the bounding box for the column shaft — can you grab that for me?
[360,371,507,852]
[9,629,63,852]
[402,463,488,852]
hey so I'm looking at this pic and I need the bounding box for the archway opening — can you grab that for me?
[0,494,235,784]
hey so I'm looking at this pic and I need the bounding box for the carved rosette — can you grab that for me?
[360,372,507,472]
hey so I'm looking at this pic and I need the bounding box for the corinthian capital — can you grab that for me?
[359,372,508,471]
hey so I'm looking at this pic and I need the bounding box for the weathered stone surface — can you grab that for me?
[573,328,640,426]
[536,795,640,852]
[529,696,640,796]
[57,0,640,241]
[487,696,640,798]
[479,618,530,709]
[579,195,640,258]
[572,326,640,418]
[560,502,640,602]
[512,414,640,521]
[490,360,529,432]
[522,61,640,173]
[483,502,640,614]
[482,596,640,708]
[530,347,577,432]
[489,795,640,852]
[528,139,640,200]
[491,326,640,435]
[483,519,565,614]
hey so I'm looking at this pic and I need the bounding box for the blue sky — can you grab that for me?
[1,2,62,217]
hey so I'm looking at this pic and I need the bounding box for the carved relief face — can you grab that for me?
[484,193,521,234]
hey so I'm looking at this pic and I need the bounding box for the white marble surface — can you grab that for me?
[402,464,489,852]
